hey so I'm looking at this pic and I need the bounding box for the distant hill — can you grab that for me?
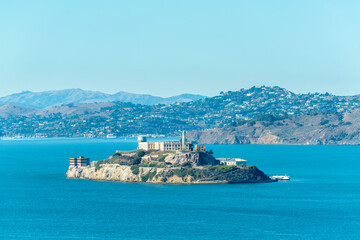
[186,110,360,145]
[0,89,206,109]
[0,104,36,118]
[2,85,360,144]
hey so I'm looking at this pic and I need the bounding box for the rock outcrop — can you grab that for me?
[67,164,142,182]
[164,152,217,167]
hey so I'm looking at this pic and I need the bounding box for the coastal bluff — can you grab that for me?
[66,151,272,184]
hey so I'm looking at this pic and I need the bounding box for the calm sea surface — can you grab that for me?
[1,138,359,240]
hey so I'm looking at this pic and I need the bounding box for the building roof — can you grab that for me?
[217,158,247,162]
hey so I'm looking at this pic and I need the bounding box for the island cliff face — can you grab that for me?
[66,165,270,184]
[66,151,272,184]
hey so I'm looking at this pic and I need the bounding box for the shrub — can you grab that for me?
[157,156,166,162]
[95,160,103,171]
[217,165,237,173]
[131,165,140,175]
[113,152,122,157]
[138,163,150,167]
[141,171,156,182]
[130,157,141,165]
[149,162,158,167]
[136,150,146,158]
[173,169,186,177]
[181,162,192,168]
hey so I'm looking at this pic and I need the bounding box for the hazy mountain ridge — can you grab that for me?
[2,86,360,144]
[0,89,206,109]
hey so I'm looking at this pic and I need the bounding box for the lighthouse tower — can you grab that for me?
[181,130,186,150]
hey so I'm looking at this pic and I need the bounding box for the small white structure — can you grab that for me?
[218,158,247,166]
[106,134,116,138]
[137,136,147,143]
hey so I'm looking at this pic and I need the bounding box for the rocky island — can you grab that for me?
[66,134,273,184]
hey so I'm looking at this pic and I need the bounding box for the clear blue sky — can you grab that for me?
[0,0,359,97]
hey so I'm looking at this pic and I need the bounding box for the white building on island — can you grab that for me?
[138,131,191,151]
[217,158,247,167]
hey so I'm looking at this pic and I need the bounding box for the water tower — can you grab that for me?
[137,136,147,143]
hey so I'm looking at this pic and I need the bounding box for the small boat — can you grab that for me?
[270,175,290,181]
[106,134,117,139]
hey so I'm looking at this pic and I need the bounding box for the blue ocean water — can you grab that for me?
[1,138,360,240]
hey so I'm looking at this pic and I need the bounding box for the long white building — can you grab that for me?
[217,158,247,166]
[138,131,190,151]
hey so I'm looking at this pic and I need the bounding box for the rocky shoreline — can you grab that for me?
[66,164,273,184]
[66,151,273,184]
